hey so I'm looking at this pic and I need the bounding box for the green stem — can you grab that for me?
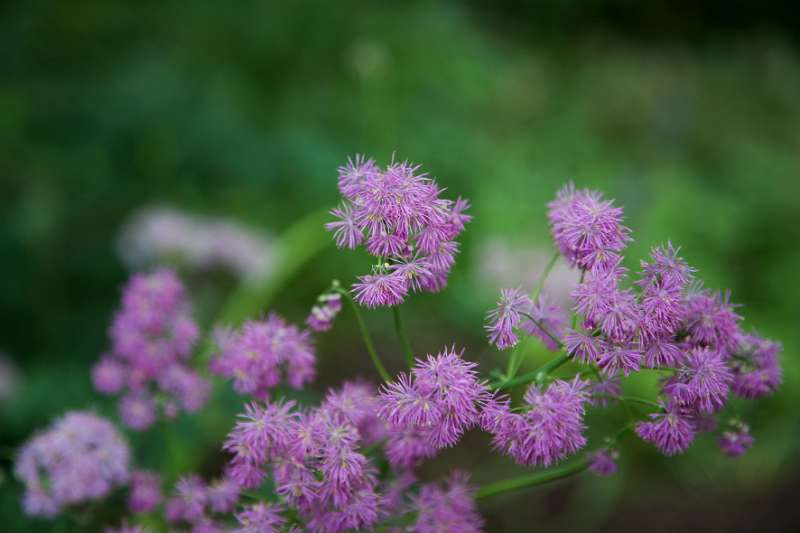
[199,206,333,362]
[618,396,662,409]
[494,353,571,390]
[336,288,391,382]
[533,251,560,301]
[571,269,586,330]
[392,306,415,368]
[475,457,589,500]
[519,311,563,349]
[505,343,523,381]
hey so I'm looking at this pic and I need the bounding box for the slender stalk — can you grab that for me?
[519,311,564,349]
[618,396,662,409]
[494,353,571,390]
[476,457,589,500]
[392,306,415,368]
[199,206,332,362]
[533,251,560,301]
[571,268,586,330]
[505,343,523,381]
[336,288,391,382]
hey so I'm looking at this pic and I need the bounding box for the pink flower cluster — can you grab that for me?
[15,411,130,517]
[222,384,385,532]
[481,377,590,466]
[210,313,316,398]
[92,269,210,430]
[326,155,471,307]
[378,348,490,468]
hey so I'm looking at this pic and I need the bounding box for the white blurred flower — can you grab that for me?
[473,238,579,307]
[117,206,276,279]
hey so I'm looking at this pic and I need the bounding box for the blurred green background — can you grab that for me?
[1,1,799,531]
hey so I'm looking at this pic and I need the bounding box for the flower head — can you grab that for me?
[327,155,470,307]
[485,288,532,350]
[636,403,696,455]
[15,411,130,518]
[548,184,631,271]
[411,472,484,533]
[730,333,782,399]
[129,470,162,514]
[589,448,619,476]
[719,420,754,457]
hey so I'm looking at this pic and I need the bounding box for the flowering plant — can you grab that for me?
[13,156,781,532]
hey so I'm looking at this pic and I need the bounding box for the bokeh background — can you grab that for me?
[1,1,799,531]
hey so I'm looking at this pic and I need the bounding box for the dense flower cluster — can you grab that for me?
[210,313,316,398]
[14,170,784,531]
[378,348,490,467]
[410,472,484,533]
[481,377,590,466]
[222,383,386,532]
[15,411,130,517]
[92,269,210,430]
[118,205,276,279]
[326,155,471,307]
[484,184,782,459]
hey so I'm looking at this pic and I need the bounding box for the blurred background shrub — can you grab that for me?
[1,0,798,531]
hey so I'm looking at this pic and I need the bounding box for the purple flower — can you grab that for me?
[564,329,605,364]
[327,155,470,306]
[15,411,130,518]
[547,184,631,271]
[663,347,733,413]
[571,265,626,329]
[206,477,240,514]
[92,357,126,394]
[223,400,297,488]
[119,393,157,431]
[236,502,286,533]
[684,289,741,354]
[326,204,364,250]
[636,403,696,455]
[94,270,208,428]
[211,313,316,397]
[730,333,782,399]
[719,421,754,457]
[129,470,162,514]
[642,337,682,368]
[589,449,619,476]
[321,381,386,445]
[597,344,642,377]
[485,288,532,350]
[379,347,489,453]
[411,472,484,533]
[384,425,438,469]
[175,474,207,522]
[352,271,408,308]
[307,292,343,332]
[484,378,590,466]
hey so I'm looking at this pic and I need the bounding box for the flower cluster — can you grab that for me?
[481,377,590,466]
[92,269,210,430]
[210,313,316,398]
[484,184,782,459]
[15,411,130,517]
[118,205,276,279]
[410,472,484,533]
[306,291,343,332]
[326,155,471,307]
[163,474,240,531]
[223,383,387,532]
[128,470,162,514]
[378,348,490,468]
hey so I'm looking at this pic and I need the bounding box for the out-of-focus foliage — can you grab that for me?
[1,1,798,531]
